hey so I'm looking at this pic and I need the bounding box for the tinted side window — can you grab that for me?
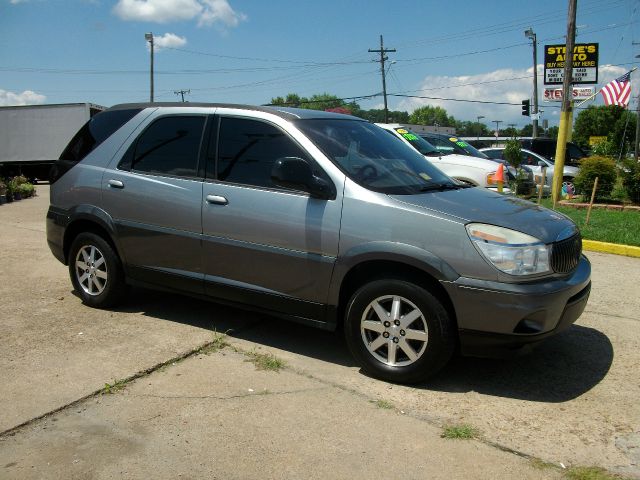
[482,149,503,160]
[132,116,205,177]
[216,117,309,188]
[567,144,585,159]
[59,108,141,162]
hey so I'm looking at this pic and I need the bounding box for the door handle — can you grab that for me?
[108,179,124,189]
[206,194,228,205]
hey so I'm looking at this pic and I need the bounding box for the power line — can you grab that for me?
[162,46,370,65]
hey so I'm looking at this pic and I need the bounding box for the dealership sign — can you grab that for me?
[544,43,598,85]
[543,86,595,102]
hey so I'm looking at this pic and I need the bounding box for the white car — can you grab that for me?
[377,124,518,192]
[480,147,579,192]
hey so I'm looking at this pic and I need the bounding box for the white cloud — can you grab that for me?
[397,67,535,127]
[113,0,246,27]
[0,89,46,106]
[398,64,640,128]
[198,0,246,27]
[151,32,187,51]
[9,0,30,4]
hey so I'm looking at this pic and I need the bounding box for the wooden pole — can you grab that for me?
[537,166,546,204]
[585,176,599,226]
[552,0,577,207]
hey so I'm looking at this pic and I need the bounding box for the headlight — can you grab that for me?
[466,223,551,276]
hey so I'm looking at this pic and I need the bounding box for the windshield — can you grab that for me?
[296,119,458,195]
[424,135,490,159]
[392,128,441,156]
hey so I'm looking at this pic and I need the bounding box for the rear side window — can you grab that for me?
[59,108,141,162]
[130,116,205,178]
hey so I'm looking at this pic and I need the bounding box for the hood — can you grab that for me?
[431,153,499,171]
[390,187,577,243]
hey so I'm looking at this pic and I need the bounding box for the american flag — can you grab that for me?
[600,71,632,107]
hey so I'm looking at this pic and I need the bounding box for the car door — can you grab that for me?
[101,114,207,294]
[201,114,342,321]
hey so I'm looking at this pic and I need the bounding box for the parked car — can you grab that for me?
[481,147,580,193]
[519,137,587,167]
[376,124,534,193]
[47,103,591,384]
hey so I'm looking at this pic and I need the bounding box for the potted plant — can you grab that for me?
[5,178,14,202]
[503,139,524,195]
[17,182,35,198]
[9,175,29,200]
[0,179,7,205]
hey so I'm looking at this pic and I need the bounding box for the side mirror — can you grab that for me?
[271,157,333,199]
[538,161,547,167]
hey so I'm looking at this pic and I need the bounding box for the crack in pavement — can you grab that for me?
[125,387,330,401]
[583,309,640,322]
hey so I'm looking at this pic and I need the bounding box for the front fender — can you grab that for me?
[327,241,460,306]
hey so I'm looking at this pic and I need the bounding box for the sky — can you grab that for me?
[1,0,639,128]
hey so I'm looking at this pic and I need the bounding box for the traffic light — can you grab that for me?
[521,99,530,116]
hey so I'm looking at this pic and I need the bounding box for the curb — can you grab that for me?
[582,240,640,258]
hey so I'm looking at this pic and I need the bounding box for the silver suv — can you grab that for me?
[47,103,591,384]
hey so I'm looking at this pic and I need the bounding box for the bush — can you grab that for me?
[621,157,640,204]
[17,182,35,198]
[574,156,617,201]
[0,179,7,196]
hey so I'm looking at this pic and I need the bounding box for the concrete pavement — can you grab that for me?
[1,185,638,479]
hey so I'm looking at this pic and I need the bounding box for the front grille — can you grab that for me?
[551,233,582,273]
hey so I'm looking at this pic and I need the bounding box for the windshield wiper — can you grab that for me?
[419,182,464,192]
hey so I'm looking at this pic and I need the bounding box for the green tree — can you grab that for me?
[357,109,410,123]
[270,92,349,111]
[455,120,490,137]
[270,93,303,107]
[408,106,455,127]
[572,105,636,156]
[520,124,533,137]
[502,127,519,138]
[546,125,559,138]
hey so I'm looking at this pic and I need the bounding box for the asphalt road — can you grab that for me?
[1,185,638,479]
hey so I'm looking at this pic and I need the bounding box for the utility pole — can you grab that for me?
[525,28,539,138]
[476,115,485,140]
[145,32,154,102]
[552,0,577,206]
[174,89,190,102]
[493,120,502,138]
[369,35,396,123]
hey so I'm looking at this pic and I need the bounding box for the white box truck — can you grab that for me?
[0,103,105,182]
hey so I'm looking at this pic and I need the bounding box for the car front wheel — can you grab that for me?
[344,279,456,384]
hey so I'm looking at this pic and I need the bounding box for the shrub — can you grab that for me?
[0,179,7,196]
[574,156,617,201]
[621,157,640,204]
[502,139,528,194]
[17,182,35,198]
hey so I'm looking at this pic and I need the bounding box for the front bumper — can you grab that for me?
[442,255,591,356]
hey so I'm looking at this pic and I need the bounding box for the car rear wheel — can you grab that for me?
[344,279,456,384]
[69,232,127,308]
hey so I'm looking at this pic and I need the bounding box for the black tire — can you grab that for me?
[344,279,455,384]
[68,232,127,308]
